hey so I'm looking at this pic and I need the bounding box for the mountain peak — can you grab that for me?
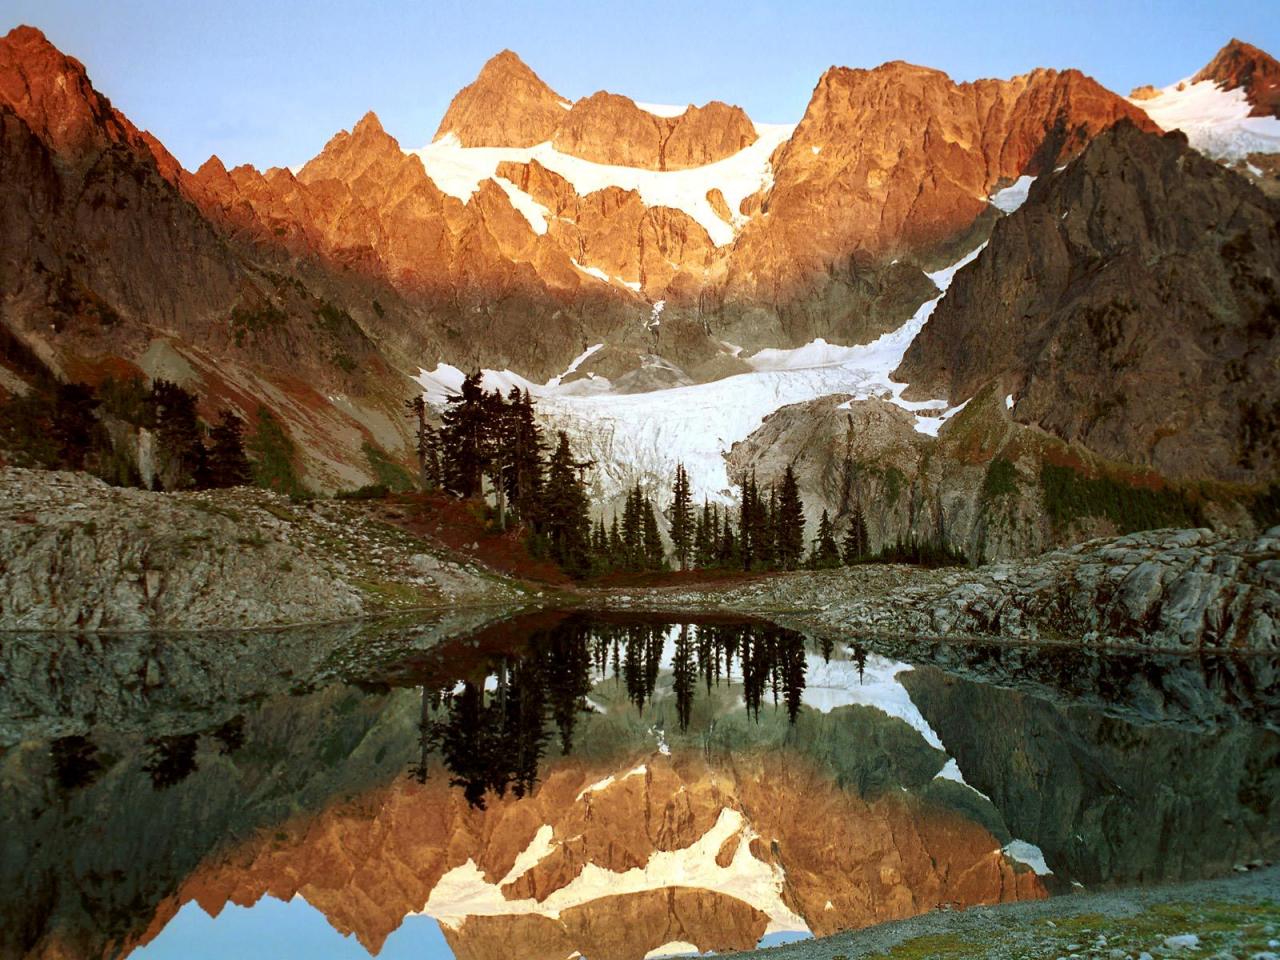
[353,110,385,136]
[0,23,150,159]
[1192,38,1280,117]
[483,48,536,74]
[296,110,406,186]
[433,49,567,147]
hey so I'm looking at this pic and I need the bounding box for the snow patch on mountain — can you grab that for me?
[419,807,808,934]
[492,176,551,234]
[1128,79,1280,160]
[1002,840,1053,876]
[989,175,1036,213]
[413,125,795,246]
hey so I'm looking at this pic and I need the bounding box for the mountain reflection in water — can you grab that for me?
[0,611,1275,960]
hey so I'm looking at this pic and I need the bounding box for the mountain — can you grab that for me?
[1,24,1276,506]
[183,44,1160,367]
[717,62,1157,349]
[0,26,415,490]
[435,49,571,147]
[436,49,759,170]
[1127,38,1280,167]
[894,121,1280,484]
[1193,38,1280,118]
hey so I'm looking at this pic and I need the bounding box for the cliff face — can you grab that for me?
[551,93,758,170]
[715,63,1158,345]
[894,122,1280,484]
[434,49,569,147]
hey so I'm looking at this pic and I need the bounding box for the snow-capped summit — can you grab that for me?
[1128,39,1280,160]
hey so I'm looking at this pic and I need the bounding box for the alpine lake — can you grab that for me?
[2,610,1276,960]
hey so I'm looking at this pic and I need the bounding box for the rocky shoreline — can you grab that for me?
[595,527,1280,651]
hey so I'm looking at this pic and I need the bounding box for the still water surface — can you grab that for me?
[2,611,1276,959]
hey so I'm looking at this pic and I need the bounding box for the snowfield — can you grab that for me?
[414,124,795,247]
[416,243,985,510]
[1129,79,1280,160]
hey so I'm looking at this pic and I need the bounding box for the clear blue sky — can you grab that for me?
[6,0,1277,171]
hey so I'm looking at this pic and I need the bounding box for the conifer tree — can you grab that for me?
[719,512,739,568]
[842,504,869,564]
[439,372,493,498]
[759,483,779,570]
[810,509,841,568]
[405,395,432,489]
[206,411,252,488]
[775,464,806,570]
[621,486,640,567]
[693,500,715,568]
[541,432,592,576]
[642,494,666,570]
[738,471,758,571]
[670,463,693,570]
[505,389,545,523]
[152,379,204,489]
[50,382,103,471]
[609,513,624,560]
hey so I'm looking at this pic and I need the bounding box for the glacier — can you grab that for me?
[416,243,987,513]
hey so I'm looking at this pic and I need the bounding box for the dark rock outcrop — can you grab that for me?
[895,121,1280,483]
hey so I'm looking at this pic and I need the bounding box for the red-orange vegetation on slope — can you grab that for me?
[378,492,572,585]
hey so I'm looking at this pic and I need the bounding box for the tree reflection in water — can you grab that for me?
[415,619,809,807]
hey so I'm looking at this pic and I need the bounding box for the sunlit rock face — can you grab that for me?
[1192,38,1280,118]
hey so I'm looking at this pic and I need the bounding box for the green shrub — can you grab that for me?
[1250,484,1280,529]
[230,302,287,347]
[336,483,390,501]
[247,407,308,497]
[884,466,905,504]
[982,456,1018,499]
[863,537,968,568]
[361,441,415,492]
[313,300,358,337]
[1040,463,1200,533]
